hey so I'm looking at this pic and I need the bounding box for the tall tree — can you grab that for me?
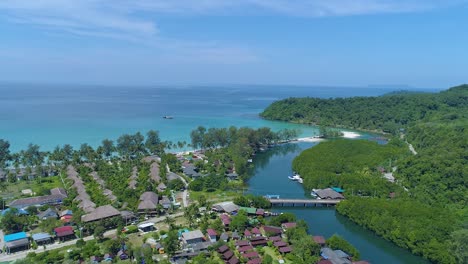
[100,139,114,160]
[22,143,44,167]
[79,143,95,162]
[145,130,163,156]
[190,126,206,150]
[0,139,11,168]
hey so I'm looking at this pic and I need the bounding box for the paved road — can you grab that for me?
[0,235,95,262]
[0,212,184,262]
[166,164,189,208]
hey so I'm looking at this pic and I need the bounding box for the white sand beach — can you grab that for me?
[341,131,360,138]
[297,137,324,142]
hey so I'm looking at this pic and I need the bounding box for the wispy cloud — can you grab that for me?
[0,0,466,66]
[1,0,466,39]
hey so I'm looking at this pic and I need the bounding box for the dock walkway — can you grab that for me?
[268,198,341,207]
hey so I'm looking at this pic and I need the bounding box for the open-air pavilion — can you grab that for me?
[32,232,53,245]
[4,232,30,253]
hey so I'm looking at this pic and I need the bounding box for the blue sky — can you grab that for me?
[0,0,467,88]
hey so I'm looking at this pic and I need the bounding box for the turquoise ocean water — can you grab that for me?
[1,83,436,262]
[0,83,425,152]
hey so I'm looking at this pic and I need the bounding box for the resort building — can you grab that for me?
[32,232,53,245]
[4,232,30,253]
[313,188,345,200]
[320,247,352,264]
[181,230,205,245]
[54,226,75,241]
[313,235,327,247]
[138,222,156,232]
[212,201,239,214]
[81,205,120,223]
[262,226,283,236]
[157,182,167,192]
[37,208,58,220]
[8,188,68,209]
[182,164,202,178]
[206,229,217,242]
[137,192,159,215]
[220,214,231,227]
[281,222,297,230]
[239,207,257,215]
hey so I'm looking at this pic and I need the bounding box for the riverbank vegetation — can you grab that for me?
[293,139,407,197]
[264,85,468,264]
[189,126,299,179]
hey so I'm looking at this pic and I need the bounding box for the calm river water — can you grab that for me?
[247,142,428,264]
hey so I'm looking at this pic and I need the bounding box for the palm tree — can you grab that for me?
[164,216,175,230]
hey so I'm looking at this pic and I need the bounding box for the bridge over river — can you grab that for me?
[266,196,342,207]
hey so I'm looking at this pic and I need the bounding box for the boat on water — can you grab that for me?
[288,173,303,184]
[163,116,174,119]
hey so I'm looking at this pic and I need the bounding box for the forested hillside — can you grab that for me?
[293,139,407,197]
[260,85,467,134]
[269,85,468,263]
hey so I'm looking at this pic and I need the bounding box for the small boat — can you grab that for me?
[163,116,174,119]
[288,173,303,183]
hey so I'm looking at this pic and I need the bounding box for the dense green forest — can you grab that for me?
[293,139,408,197]
[267,85,468,264]
[337,198,460,264]
[261,85,468,134]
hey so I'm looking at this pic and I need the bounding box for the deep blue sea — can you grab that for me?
[0,83,437,152]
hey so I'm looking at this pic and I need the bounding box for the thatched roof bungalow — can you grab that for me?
[81,205,120,223]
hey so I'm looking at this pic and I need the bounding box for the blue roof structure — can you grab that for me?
[32,233,52,241]
[4,232,28,242]
[1,208,29,216]
[331,187,344,193]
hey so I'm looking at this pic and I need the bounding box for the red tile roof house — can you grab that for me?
[242,251,259,259]
[222,250,234,260]
[273,241,288,248]
[247,258,262,264]
[227,256,240,264]
[250,237,268,247]
[313,235,326,246]
[251,227,261,237]
[220,214,231,227]
[281,222,297,231]
[255,209,265,216]
[268,236,282,242]
[244,229,252,239]
[54,226,75,241]
[279,246,292,254]
[238,245,254,253]
[217,245,229,254]
[236,240,250,247]
[207,228,217,242]
[262,226,283,236]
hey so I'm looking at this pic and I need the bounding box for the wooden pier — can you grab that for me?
[268,198,341,207]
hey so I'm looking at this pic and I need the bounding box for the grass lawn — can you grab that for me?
[263,246,293,264]
[1,176,65,201]
[189,190,238,203]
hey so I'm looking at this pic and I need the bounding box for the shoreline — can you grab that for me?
[171,130,362,155]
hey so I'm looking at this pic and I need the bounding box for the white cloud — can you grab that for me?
[0,0,465,67]
[0,0,466,39]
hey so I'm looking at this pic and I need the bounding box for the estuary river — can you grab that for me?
[247,142,428,264]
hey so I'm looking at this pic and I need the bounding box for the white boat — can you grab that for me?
[288,173,303,184]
